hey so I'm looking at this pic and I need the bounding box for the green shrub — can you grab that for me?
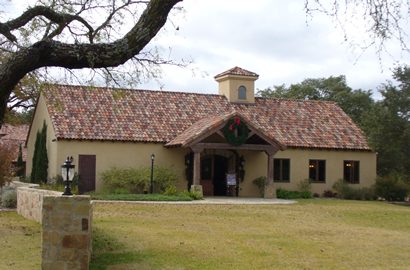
[375,174,409,201]
[101,166,178,194]
[163,186,178,196]
[154,167,178,193]
[1,189,17,208]
[323,190,337,198]
[111,188,129,194]
[276,188,312,199]
[189,191,203,200]
[101,167,144,193]
[298,179,312,193]
[252,176,266,197]
[300,191,313,199]
[181,190,203,200]
[332,179,377,201]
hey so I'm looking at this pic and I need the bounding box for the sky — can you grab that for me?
[141,0,408,97]
[3,0,409,97]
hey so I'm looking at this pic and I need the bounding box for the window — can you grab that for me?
[309,160,326,182]
[238,85,247,100]
[274,159,290,182]
[344,160,360,183]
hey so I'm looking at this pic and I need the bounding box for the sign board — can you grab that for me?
[226,173,236,186]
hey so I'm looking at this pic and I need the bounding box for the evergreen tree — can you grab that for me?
[30,131,40,183]
[38,122,48,183]
[16,143,24,177]
[31,121,48,183]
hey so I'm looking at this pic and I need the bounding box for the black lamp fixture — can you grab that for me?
[61,156,75,195]
[150,154,155,194]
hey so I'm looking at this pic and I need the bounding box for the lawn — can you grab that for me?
[0,211,41,270]
[1,200,409,269]
[91,199,410,270]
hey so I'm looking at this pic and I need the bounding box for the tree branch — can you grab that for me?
[0,6,94,42]
[0,0,182,125]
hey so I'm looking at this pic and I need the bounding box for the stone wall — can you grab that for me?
[15,181,92,270]
[42,196,92,270]
[16,185,61,223]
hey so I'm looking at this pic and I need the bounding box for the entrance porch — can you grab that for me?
[166,112,286,198]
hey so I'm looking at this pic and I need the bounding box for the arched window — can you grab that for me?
[238,85,247,100]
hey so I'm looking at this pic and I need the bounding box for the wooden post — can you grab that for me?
[264,152,276,198]
[193,149,201,186]
[190,147,203,197]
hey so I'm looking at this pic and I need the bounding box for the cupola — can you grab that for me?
[214,66,259,103]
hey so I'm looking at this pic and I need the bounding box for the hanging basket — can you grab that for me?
[223,117,249,146]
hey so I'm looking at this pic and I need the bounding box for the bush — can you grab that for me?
[182,190,203,200]
[332,179,377,201]
[298,179,312,193]
[1,189,17,208]
[276,188,312,199]
[375,174,409,201]
[252,176,266,197]
[163,186,178,196]
[323,190,337,198]
[101,166,178,194]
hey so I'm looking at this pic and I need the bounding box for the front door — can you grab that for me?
[78,155,96,194]
[200,155,228,196]
[213,155,228,196]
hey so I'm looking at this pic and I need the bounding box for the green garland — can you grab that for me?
[223,117,249,146]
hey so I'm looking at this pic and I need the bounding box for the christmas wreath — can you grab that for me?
[223,117,249,146]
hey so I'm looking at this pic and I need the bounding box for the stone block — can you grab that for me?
[62,234,89,249]
[264,184,276,199]
[190,184,203,197]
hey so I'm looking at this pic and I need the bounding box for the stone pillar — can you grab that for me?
[190,147,203,196]
[42,195,92,270]
[264,153,276,198]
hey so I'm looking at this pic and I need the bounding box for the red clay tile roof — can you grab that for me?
[214,66,259,79]
[42,84,371,151]
[0,124,29,161]
[166,111,285,149]
[166,113,231,147]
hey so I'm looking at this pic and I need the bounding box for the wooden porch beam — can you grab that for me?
[196,142,278,152]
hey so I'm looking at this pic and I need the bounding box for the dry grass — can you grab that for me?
[91,199,410,270]
[0,211,41,270]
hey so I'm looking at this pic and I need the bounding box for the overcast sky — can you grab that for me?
[4,0,408,97]
[141,0,408,97]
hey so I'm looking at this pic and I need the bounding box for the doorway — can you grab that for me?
[78,155,96,194]
[200,155,228,196]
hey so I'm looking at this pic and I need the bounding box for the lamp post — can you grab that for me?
[61,156,75,195]
[150,154,155,194]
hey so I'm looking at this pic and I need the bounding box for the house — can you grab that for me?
[0,124,29,175]
[26,67,376,197]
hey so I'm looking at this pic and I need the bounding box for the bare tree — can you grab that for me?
[305,0,410,57]
[0,0,182,125]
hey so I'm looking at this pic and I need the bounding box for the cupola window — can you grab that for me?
[238,85,247,100]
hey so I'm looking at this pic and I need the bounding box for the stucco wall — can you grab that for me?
[239,148,377,197]
[47,139,376,196]
[56,141,190,191]
[26,94,58,181]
